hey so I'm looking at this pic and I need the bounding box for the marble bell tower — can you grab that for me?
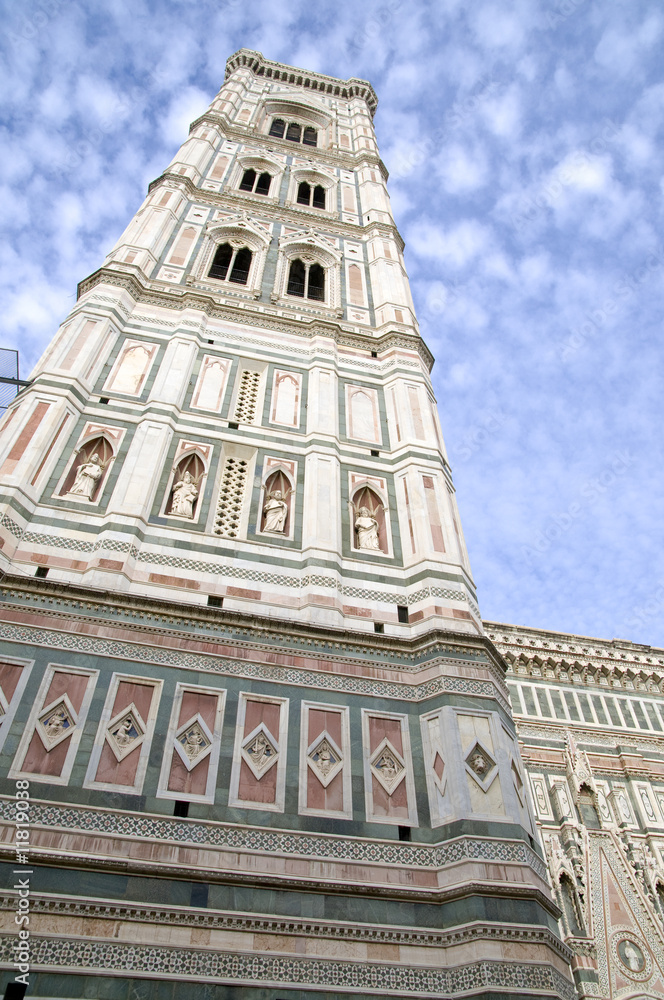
[0,50,574,999]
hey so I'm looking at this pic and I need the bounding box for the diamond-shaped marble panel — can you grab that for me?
[105,703,146,762]
[370,737,406,795]
[241,723,279,780]
[174,714,214,772]
[307,732,343,788]
[465,742,497,787]
[37,695,77,751]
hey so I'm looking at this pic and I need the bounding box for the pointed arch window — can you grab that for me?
[239,169,271,196]
[269,118,317,147]
[296,182,326,209]
[208,243,252,285]
[287,259,324,301]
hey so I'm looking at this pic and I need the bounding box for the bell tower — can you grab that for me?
[0,50,573,999]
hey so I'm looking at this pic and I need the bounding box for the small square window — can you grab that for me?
[371,350,378,358]
[173,800,189,817]
[228,421,239,430]
[207,596,223,608]
[99,397,110,404]
[370,449,379,457]
[398,826,411,841]
[374,622,384,634]
[35,566,49,579]
[397,605,409,624]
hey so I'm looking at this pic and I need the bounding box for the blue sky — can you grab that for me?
[2,0,663,646]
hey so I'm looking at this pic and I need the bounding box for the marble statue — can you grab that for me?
[354,505,380,550]
[69,452,104,500]
[263,489,289,532]
[170,471,198,518]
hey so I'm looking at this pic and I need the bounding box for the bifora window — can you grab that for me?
[297,182,326,209]
[208,243,252,285]
[268,118,317,146]
[239,169,271,196]
[287,259,325,301]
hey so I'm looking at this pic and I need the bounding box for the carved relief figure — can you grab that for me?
[354,505,380,550]
[376,750,398,780]
[247,731,273,769]
[69,453,104,500]
[112,717,137,747]
[263,490,289,532]
[170,472,199,518]
[618,939,645,973]
[469,751,488,776]
[182,725,205,760]
[43,709,69,740]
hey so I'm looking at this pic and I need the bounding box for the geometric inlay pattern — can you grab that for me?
[173,714,214,772]
[0,797,549,878]
[307,731,343,787]
[0,935,577,998]
[370,737,406,795]
[0,619,503,707]
[241,723,279,780]
[213,457,249,538]
[104,703,146,762]
[36,694,78,751]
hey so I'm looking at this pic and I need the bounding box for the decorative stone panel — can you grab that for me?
[157,682,226,804]
[228,692,289,812]
[361,709,418,827]
[299,701,352,820]
[9,663,98,785]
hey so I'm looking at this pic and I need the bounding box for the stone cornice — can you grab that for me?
[76,266,435,370]
[224,48,379,117]
[0,891,570,957]
[486,621,664,693]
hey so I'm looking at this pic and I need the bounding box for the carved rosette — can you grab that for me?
[241,723,279,780]
[105,703,146,762]
[37,695,78,751]
[370,738,406,795]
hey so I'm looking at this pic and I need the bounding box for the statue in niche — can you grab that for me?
[68,452,106,500]
[618,939,645,973]
[354,505,380,550]
[170,471,199,518]
[262,480,293,533]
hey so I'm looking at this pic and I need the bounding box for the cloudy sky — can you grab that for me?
[2,0,663,646]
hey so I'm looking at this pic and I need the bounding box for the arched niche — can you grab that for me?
[351,484,388,554]
[61,436,114,502]
[261,468,294,536]
[168,452,206,520]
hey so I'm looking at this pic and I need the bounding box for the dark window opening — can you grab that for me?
[370,449,379,457]
[371,350,378,358]
[287,258,306,297]
[287,258,325,301]
[398,825,411,841]
[227,421,239,430]
[312,184,325,209]
[190,883,209,908]
[207,339,214,345]
[296,182,326,209]
[374,622,384,634]
[239,168,256,191]
[397,605,409,624]
[303,126,317,147]
[286,122,302,143]
[99,396,109,404]
[308,262,324,300]
[269,118,285,138]
[208,243,252,286]
[297,181,311,206]
[208,242,233,281]
[229,246,252,284]
[240,169,271,196]
[4,983,28,1000]
[255,171,271,195]
[173,800,189,818]
[35,566,49,579]
[207,595,223,608]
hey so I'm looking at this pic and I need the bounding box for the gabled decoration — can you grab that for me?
[564,729,597,800]
[464,741,497,790]
[370,738,406,795]
[105,703,146,762]
[307,731,343,787]
[241,722,279,780]
[173,714,214,772]
[37,694,78,751]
